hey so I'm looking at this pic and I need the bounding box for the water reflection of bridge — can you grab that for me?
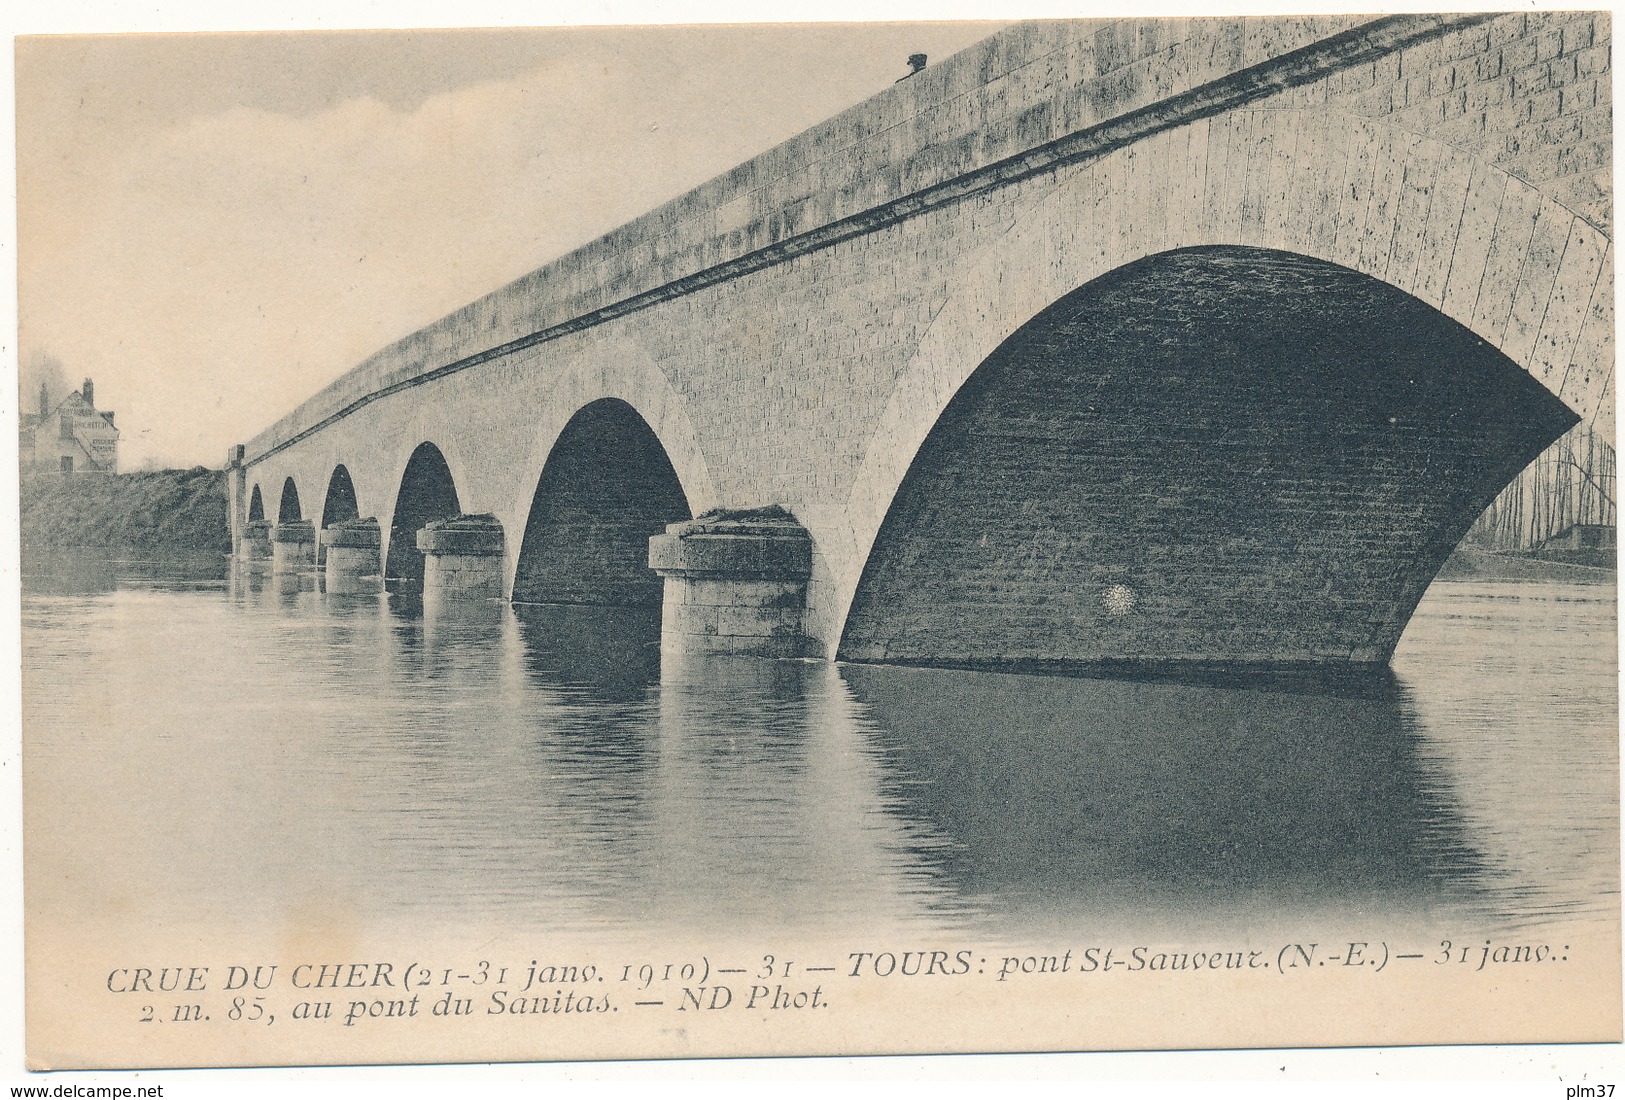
[227,576,1547,941]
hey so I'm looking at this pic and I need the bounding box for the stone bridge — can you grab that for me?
[228,12,1614,671]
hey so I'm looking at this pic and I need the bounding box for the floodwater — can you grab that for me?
[20,555,1620,951]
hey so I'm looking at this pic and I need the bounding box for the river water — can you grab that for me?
[21,556,1618,957]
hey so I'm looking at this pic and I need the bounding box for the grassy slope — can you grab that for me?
[20,467,230,556]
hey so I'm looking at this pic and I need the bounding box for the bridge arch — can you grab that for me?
[320,464,361,530]
[837,245,1575,668]
[512,398,692,607]
[276,478,303,523]
[500,333,716,596]
[247,484,264,523]
[832,109,1610,664]
[384,441,462,591]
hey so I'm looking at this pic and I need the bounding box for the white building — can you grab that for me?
[20,378,119,474]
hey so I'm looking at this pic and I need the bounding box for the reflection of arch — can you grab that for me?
[276,477,302,523]
[247,484,264,522]
[385,443,461,590]
[838,246,1575,669]
[830,108,1613,652]
[841,662,1491,909]
[513,399,691,606]
[320,465,360,530]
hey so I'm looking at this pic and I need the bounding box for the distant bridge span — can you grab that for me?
[231,13,1614,669]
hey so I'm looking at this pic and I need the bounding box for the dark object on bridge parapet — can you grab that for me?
[691,503,796,524]
[416,513,505,556]
[896,53,926,81]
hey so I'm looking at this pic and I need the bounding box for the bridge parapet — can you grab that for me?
[242,13,1492,467]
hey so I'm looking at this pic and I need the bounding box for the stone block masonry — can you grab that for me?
[650,508,814,657]
[418,515,506,604]
[271,520,316,578]
[324,517,382,596]
[239,520,273,570]
[233,15,1610,670]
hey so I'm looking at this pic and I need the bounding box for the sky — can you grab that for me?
[15,14,1012,470]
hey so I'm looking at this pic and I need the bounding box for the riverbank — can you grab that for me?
[1435,545,1615,585]
[19,467,229,559]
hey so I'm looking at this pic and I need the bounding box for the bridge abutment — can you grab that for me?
[324,517,382,596]
[225,446,247,556]
[649,509,814,658]
[418,515,507,611]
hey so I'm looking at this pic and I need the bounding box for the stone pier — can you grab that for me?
[239,520,274,570]
[271,519,316,581]
[418,514,506,607]
[648,507,813,657]
[323,517,382,596]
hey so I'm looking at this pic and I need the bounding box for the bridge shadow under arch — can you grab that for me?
[386,442,461,594]
[839,245,1578,672]
[321,465,360,529]
[512,398,691,608]
[247,484,264,523]
[276,477,303,523]
[318,465,361,566]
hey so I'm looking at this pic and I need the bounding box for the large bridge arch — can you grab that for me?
[837,245,1576,668]
[826,108,1614,656]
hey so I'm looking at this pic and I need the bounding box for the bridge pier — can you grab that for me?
[649,508,813,658]
[239,520,274,570]
[271,520,317,586]
[323,517,382,596]
[418,514,506,612]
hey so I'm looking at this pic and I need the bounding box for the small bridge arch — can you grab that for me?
[384,441,463,590]
[276,477,303,524]
[513,397,693,607]
[320,464,361,530]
